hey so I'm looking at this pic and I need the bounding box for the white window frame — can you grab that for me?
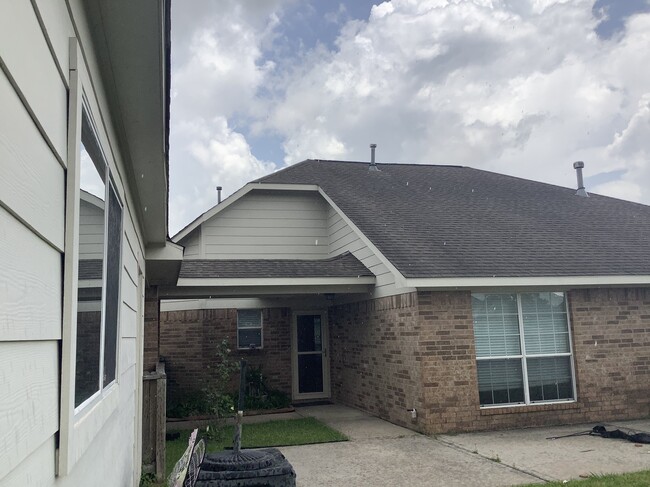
[473,291,578,409]
[237,309,263,350]
[73,121,123,413]
[58,38,123,476]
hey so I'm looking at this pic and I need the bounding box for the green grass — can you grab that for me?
[519,470,650,486]
[165,417,347,477]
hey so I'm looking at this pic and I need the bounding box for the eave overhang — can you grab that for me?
[84,0,170,245]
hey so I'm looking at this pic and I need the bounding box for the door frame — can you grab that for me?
[291,310,331,401]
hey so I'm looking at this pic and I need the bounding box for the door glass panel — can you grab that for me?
[298,354,324,394]
[297,315,322,352]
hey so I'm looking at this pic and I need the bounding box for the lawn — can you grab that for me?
[165,417,347,477]
[520,470,650,486]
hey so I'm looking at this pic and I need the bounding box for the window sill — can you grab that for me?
[480,401,579,416]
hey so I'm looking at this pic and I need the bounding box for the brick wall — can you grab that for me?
[160,307,292,408]
[329,292,424,430]
[331,288,650,435]
[418,288,650,433]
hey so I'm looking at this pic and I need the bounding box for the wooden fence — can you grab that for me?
[142,362,167,481]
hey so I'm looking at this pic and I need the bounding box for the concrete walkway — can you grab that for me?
[279,404,650,486]
[280,404,541,486]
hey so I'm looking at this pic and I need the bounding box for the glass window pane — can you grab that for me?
[238,328,262,349]
[75,142,105,407]
[476,359,524,406]
[103,184,122,386]
[298,354,324,394]
[472,293,520,357]
[238,309,261,328]
[297,315,322,352]
[527,356,574,402]
[521,293,569,354]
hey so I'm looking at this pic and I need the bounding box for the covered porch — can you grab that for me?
[149,252,376,410]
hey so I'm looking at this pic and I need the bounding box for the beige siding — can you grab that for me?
[79,197,105,260]
[180,228,200,257]
[199,190,329,259]
[32,0,76,86]
[327,207,399,298]
[0,1,67,162]
[0,1,146,485]
[0,207,61,341]
[0,342,59,481]
[0,68,65,250]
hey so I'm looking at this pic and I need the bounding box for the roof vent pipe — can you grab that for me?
[573,161,588,197]
[217,186,223,203]
[369,143,379,171]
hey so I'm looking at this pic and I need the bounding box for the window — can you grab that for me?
[74,111,123,409]
[472,292,575,407]
[237,309,263,349]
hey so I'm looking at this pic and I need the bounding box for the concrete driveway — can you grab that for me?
[279,404,650,487]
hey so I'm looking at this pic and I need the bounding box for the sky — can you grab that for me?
[168,0,650,236]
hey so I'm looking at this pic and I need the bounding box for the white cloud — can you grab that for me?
[260,0,650,202]
[169,117,276,236]
[169,0,650,235]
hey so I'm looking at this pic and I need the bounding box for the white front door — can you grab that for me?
[292,311,330,400]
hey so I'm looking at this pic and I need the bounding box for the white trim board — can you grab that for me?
[177,276,376,287]
[406,275,650,289]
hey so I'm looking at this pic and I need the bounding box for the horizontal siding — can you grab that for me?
[0,207,61,341]
[79,198,105,260]
[32,0,76,86]
[0,341,59,480]
[0,1,67,161]
[0,68,65,250]
[181,230,200,258]
[200,191,329,260]
[0,435,56,487]
[327,208,399,298]
[119,337,136,376]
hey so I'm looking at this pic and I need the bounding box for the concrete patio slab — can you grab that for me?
[439,419,650,483]
[282,404,541,486]
[295,404,419,440]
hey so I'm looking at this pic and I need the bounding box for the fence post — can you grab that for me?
[142,361,166,481]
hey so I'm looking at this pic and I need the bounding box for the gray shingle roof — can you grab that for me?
[256,160,650,278]
[179,252,373,279]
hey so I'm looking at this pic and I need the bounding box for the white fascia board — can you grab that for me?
[316,187,408,288]
[177,276,376,287]
[406,275,650,290]
[145,240,184,260]
[172,183,320,242]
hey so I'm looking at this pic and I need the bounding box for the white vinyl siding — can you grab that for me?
[180,227,200,257]
[0,1,146,484]
[79,196,106,260]
[0,1,67,162]
[472,292,575,407]
[327,207,398,298]
[199,190,329,259]
[0,67,65,250]
[0,206,61,342]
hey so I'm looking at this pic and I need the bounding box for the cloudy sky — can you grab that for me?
[168,0,650,235]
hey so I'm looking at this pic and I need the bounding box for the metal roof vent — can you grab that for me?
[216,186,223,203]
[573,161,589,197]
[369,143,379,171]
